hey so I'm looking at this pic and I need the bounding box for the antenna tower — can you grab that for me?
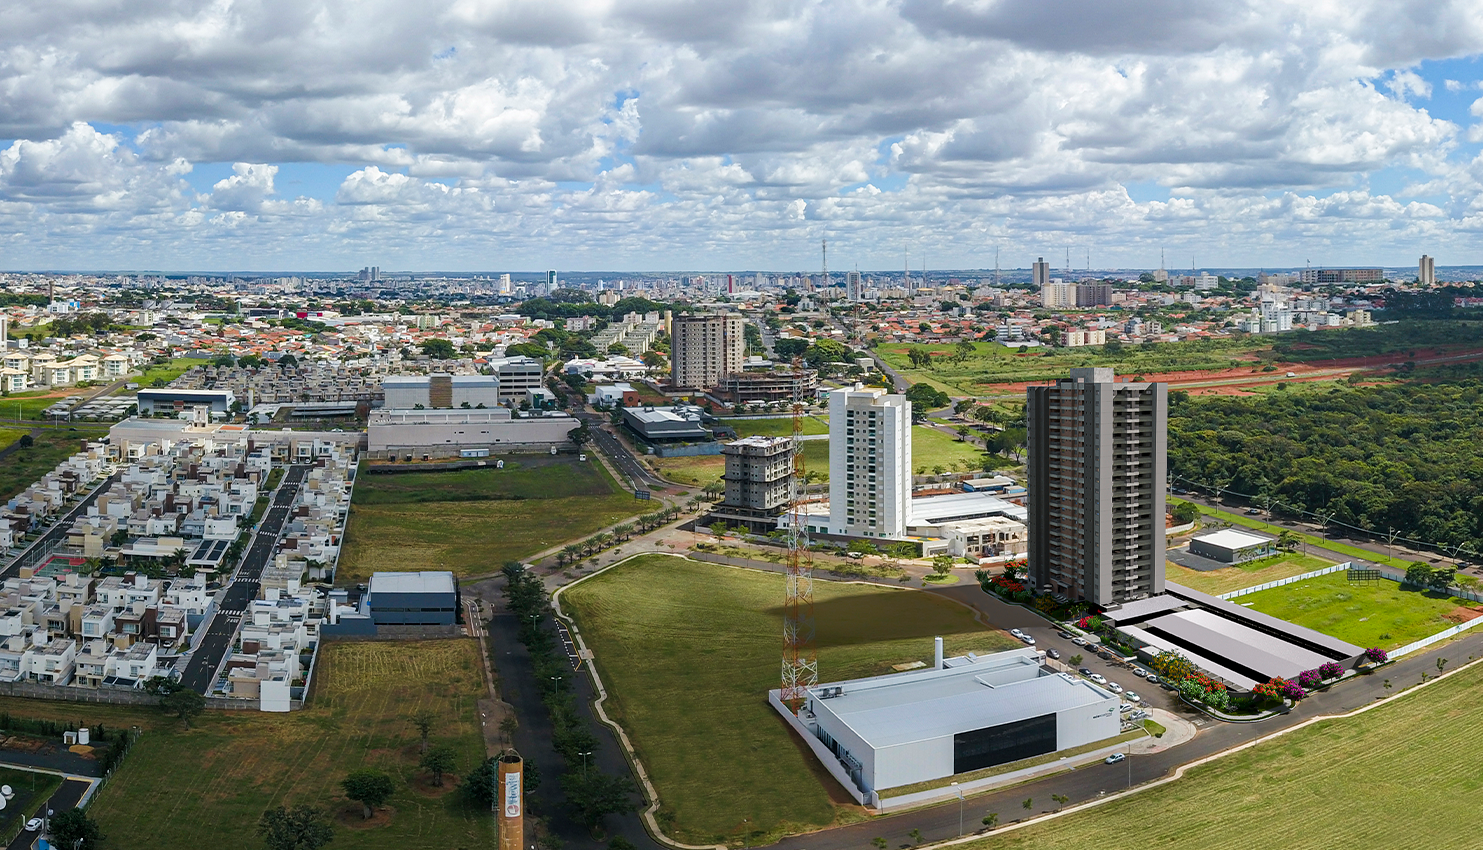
[781,361,817,711]
[994,247,1000,288]
[821,238,828,295]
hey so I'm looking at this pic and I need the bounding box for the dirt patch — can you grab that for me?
[1442,606,1483,624]
[67,745,94,756]
[410,772,459,797]
[335,803,396,829]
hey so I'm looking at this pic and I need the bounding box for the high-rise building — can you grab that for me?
[1419,255,1436,286]
[710,436,795,533]
[1026,368,1166,607]
[670,313,746,390]
[1075,283,1113,307]
[1032,257,1050,289]
[499,274,513,295]
[829,387,912,539]
[1041,279,1072,309]
[547,270,558,291]
[846,270,862,302]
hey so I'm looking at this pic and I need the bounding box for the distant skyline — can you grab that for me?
[5,2,1483,271]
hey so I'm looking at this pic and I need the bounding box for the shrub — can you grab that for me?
[1364,647,1389,663]
[1318,661,1344,679]
[1280,679,1306,700]
[1297,669,1323,689]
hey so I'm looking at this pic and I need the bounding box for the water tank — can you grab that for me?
[1,784,12,799]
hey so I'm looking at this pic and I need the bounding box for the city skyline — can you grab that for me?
[5,2,1483,270]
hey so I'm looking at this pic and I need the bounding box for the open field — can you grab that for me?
[341,456,643,581]
[651,453,725,487]
[957,661,1483,850]
[912,426,988,474]
[721,416,829,437]
[0,428,107,503]
[134,356,210,388]
[88,640,491,849]
[1172,500,1410,569]
[1167,552,1335,596]
[649,427,979,487]
[1239,572,1477,649]
[1,388,89,421]
[561,555,1019,845]
[0,428,27,451]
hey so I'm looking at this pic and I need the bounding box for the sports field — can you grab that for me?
[87,640,491,849]
[1166,553,1335,596]
[560,555,1019,845]
[955,661,1483,850]
[1239,572,1476,649]
[340,456,644,580]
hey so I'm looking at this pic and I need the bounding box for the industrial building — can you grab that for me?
[365,571,459,625]
[619,405,715,444]
[790,646,1120,797]
[1188,528,1275,564]
[829,386,912,539]
[489,357,545,405]
[382,374,501,410]
[1027,368,1166,607]
[366,408,578,455]
[137,388,236,417]
[709,436,794,532]
[670,313,746,390]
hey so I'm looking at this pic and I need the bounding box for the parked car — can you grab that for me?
[1056,631,1072,639]
[1090,673,1108,684]
[1045,648,1061,659]
[1119,702,1134,713]
[1105,753,1126,764]
[1145,675,1160,686]
[1079,667,1094,677]
[1126,692,1142,702]
[1132,668,1148,678]
[1131,710,1149,721]
[1071,637,1088,646]
[1020,634,1036,645]
[1245,508,1261,515]
[1010,628,1024,638]
[1107,682,1124,693]
[24,818,41,832]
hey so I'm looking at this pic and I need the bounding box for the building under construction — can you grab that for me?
[707,435,795,533]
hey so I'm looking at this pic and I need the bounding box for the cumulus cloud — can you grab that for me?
[0,0,1482,268]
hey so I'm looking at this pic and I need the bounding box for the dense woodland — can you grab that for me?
[1168,382,1483,553]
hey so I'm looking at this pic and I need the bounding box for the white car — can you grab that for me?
[1126,692,1142,702]
[1071,637,1088,646]
[24,818,41,832]
[1010,629,1024,638]
[1020,634,1036,645]
[1146,675,1160,686]
[1090,673,1108,684]
[1107,682,1124,693]
[1119,702,1134,713]
[1132,668,1148,678]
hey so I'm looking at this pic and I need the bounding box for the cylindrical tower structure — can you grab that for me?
[497,750,524,850]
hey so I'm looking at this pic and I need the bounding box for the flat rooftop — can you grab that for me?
[1193,528,1273,549]
[369,571,456,595]
[910,490,1027,525]
[809,649,1115,749]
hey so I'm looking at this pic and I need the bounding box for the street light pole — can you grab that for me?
[580,750,592,777]
[951,782,963,836]
[1126,742,1132,789]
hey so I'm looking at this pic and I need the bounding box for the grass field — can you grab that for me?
[88,640,491,849]
[953,661,1483,850]
[1173,499,1409,569]
[1167,553,1335,596]
[650,427,981,488]
[0,389,88,421]
[1238,572,1475,649]
[0,428,106,503]
[651,454,725,487]
[134,356,209,388]
[721,416,829,437]
[0,428,27,450]
[561,555,1019,845]
[340,457,644,581]
[912,426,988,474]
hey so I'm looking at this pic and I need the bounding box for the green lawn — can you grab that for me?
[0,389,88,421]
[1167,553,1335,596]
[340,457,644,581]
[1173,499,1409,569]
[134,356,209,388]
[0,428,107,503]
[1238,572,1475,649]
[0,428,27,451]
[911,425,989,474]
[721,416,829,438]
[88,640,492,849]
[953,661,1483,850]
[0,767,61,844]
[560,555,1020,845]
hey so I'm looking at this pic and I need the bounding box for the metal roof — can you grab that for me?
[1192,528,1273,549]
[1143,608,1334,682]
[369,571,456,596]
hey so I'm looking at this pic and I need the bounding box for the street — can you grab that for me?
[177,464,310,694]
[2,473,121,580]
[5,778,91,850]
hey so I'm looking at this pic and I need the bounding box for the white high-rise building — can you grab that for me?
[1040,279,1073,309]
[846,270,862,302]
[498,274,513,295]
[1419,255,1436,286]
[829,386,912,539]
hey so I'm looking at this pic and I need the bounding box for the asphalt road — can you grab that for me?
[579,414,667,491]
[2,473,121,580]
[176,465,310,694]
[6,777,91,850]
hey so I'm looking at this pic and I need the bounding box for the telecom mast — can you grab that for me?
[781,362,818,711]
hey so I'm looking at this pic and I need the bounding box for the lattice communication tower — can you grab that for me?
[781,357,818,711]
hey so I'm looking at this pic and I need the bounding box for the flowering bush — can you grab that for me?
[1280,679,1306,700]
[987,575,1025,595]
[1318,661,1344,680]
[1252,676,1304,703]
[1364,647,1389,664]
[1297,669,1323,689]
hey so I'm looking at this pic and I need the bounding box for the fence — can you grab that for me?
[1390,614,1483,659]
[1219,563,1352,599]
[0,679,255,709]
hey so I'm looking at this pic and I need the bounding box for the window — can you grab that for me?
[954,714,1057,773]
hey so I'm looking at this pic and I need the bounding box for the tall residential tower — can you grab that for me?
[828,386,912,539]
[670,312,746,390]
[1026,368,1167,607]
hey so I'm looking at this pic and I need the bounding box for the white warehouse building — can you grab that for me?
[794,647,1119,797]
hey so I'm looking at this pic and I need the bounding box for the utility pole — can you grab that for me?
[952,782,963,836]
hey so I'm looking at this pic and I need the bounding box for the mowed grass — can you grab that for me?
[721,416,829,437]
[958,661,1483,850]
[651,453,725,487]
[340,457,643,581]
[560,555,1019,845]
[0,428,107,503]
[911,425,988,474]
[134,356,209,387]
[89,640,491,849]
[0,428,27,450]
[1167,553,1335,596]
[1239,572,1475,649]
[1,389,88,421]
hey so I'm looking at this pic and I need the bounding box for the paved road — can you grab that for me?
[2,473,121,580]
[579,414,667,491]
[6,777,91,850]
[177,465,310,694]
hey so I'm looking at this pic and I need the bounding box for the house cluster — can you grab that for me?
[0,351,144,393]
[1,441,112,551]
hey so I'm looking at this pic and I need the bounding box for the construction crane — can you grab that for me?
[781,357,817,712]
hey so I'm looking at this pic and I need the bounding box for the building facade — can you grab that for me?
[382,374,501,410]
[710,436,795,532]
[1419,254,1436,286]
[670,313,746,390]
[828,387,912,539]
[1027,368,1167,607]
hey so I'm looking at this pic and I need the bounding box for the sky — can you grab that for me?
[5,1,1483,273]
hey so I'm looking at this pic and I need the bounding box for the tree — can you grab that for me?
[258,805,333,850]
[930,554,953,577]
[420,338,457,359]
[909,828,924,846]
[341,769,395,819]
[49,809,103,847]
[17,434,32,449]
[1276,530,1301,551]
[1438,657,1449,675]
[499,715,519,742]
[421,745,456,786]
[411,710,436,753]
[1170,501,1200,525]
[161,687,204,728]
[981,812,999,830]
[1052,794,1068,812]
[871,838,888,849]
[1069,654,1083,666]
[904,383,950,411]
[561,770,638,832]
[277,354,299,369]
[1022,797,1033,812]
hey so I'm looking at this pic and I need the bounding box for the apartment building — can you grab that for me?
[828,387,912,539]
[1026,368,1167,607]
[670,313,745,390]
[710,436,795,532]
